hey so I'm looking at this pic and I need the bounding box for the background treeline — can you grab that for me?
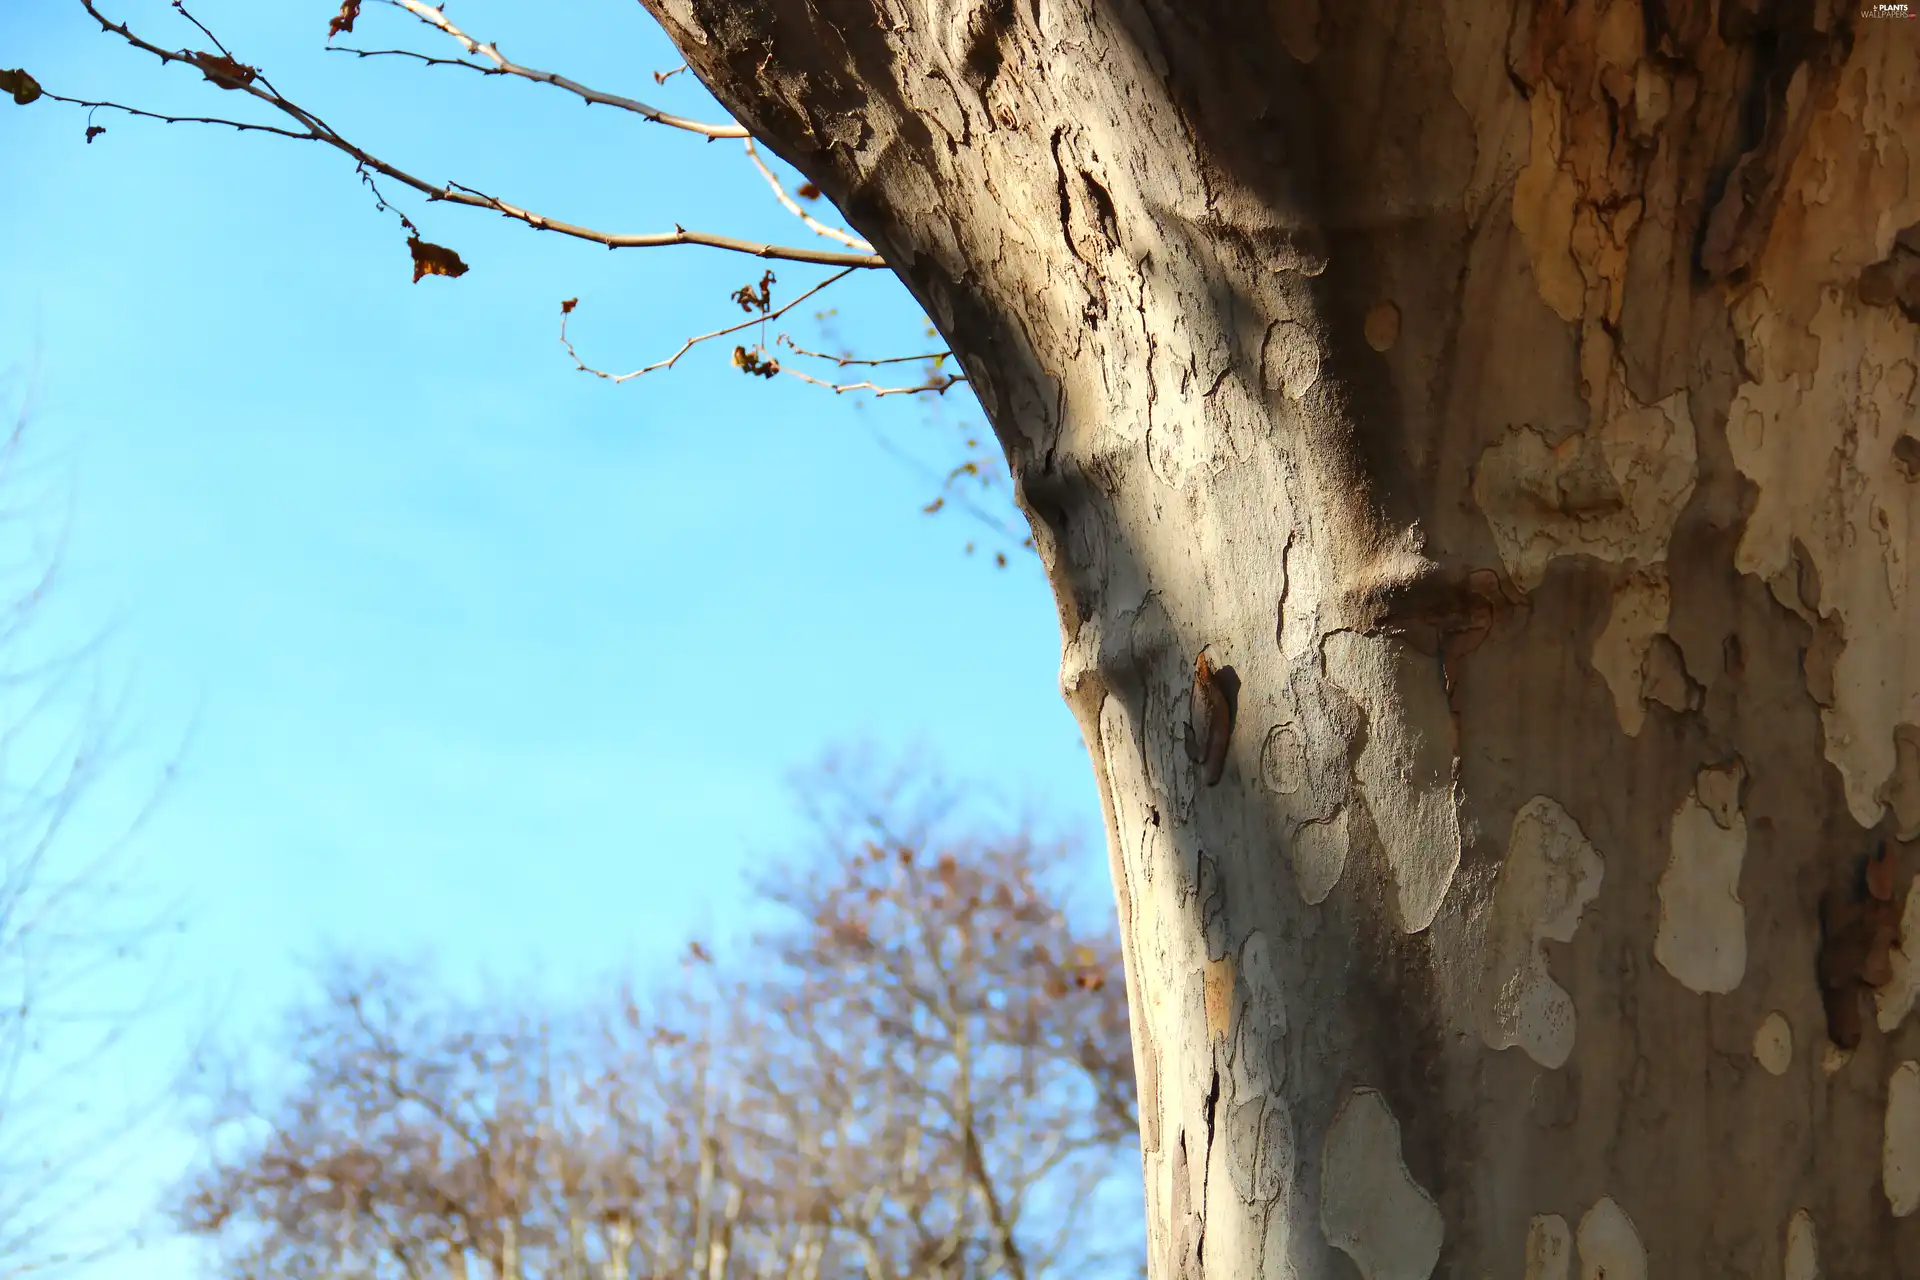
[174,758,1141,1280]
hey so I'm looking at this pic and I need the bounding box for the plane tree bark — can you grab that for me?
[637,2,1920,1276]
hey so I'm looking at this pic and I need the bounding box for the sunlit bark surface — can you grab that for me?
[642,2,1920,1274]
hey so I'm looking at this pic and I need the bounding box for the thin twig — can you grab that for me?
[384,0,748,139]
[780,368,966,398]
[772,336,965,396]
[777,339,954,369]
[326,45,493,74]
[168,0,232,60]
[39,91,310,140]
[560,269,861,383]
[742,138,872,251]
[72,0,884,269]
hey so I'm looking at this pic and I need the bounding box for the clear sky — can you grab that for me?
[1,2,1108,1273]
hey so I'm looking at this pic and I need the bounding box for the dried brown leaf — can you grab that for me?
[192,52,258,90]
[730,345,779,378]
[407,236,469,283]
[328,0,363,38]
[560,297,578,314]
[0,69,42,106]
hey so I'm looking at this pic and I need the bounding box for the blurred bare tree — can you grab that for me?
[176,758,1138,1280]
[0,375,181,1278]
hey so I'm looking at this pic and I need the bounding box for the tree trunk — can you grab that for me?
[641,1,1920,1274]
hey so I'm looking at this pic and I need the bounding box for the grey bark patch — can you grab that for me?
[1522,1214,1570,1280]
[1880,724,1920,840]
[1318,1089,1442,1280]
[1874,883,1920,1033]
[1261,657,1367,904]
[1753,1011,1794,1076]
[1727,291,1920,828]
[1476,796,1604,1069]
[1590,568,1670,736]
[1289,806,1355,907]
[1324,632,1461,932]
[1226,1097,1293,1206]
[1232,930,1288,1098]
[1654,760,1750,995]
[1783,1209,1818,1280]
[1471,392,1696,592]
[1887,1061,1920,1217]
[1574,1198,1646,1280]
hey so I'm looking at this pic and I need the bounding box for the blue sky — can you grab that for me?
[1,2,1108,1272]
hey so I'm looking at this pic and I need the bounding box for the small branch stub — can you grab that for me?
[1817,840,1905,1050]
[1186,650,1233,788]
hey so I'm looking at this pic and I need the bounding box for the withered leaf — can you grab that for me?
[192,52,258,90]
[407,235,469,283]
[85,124,106,143]
[0,69,42,106]
[731,269,775,314]
[730,345,779,378]
[796,182,821,200]
[328,0,363,37]
[560,297,578,314]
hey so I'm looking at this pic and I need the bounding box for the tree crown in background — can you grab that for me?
[178,756,1139,1280]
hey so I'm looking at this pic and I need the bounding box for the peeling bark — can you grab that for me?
[640,0,1920,1273]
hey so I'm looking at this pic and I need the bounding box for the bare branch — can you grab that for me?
[37,90,310,141]
[742,139,873,252]
[71,1,884,269]
[380,0,749,140]
[326,45,493,75]
[559,269,860,384]
[778,367,965,399]
[443,181,883,265]
[777,340,956,370]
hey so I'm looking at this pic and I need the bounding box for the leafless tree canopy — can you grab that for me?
[177,762,1140,1280]
[0,380,180,1279]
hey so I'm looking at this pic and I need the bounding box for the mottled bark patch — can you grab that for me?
[1477,797,1604,1069]
[1590,567,1673,736]
[1875,880,1920,1033]
[1574,1197,1646,1280]
[1783,1209,1818,1280]
[1881,724,1920,841]
[1323,633,1460,933]
[1735,268,1912,832]
[1654,760,1750,995]
[1318,1089,1442,1280]
[1753,1010,1794,1076]
[1886,1061,1920,1217]
[1522,1213,1571,1280]
[1472,389,1696,592]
